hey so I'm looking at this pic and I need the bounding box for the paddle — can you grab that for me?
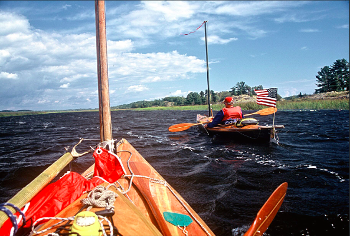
[168,107,277,132]
[168,122,210,132]
[244,107,277,117]
[244,182,288,236]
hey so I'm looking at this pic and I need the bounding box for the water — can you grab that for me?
[0,110,349,235]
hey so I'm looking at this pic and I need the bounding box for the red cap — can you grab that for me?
[224,97,234,103]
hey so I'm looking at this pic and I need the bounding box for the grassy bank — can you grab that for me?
[277,98,349,110]
[128,98,349,111]
[0,111,47,117]
[0,109,99,118]
[1,96,348,117]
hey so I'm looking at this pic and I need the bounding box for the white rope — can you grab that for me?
[31,216,75,234]
[31,215,113,236]
[81,185,117,210]
[178,225,188,236]
[98,215,114,236]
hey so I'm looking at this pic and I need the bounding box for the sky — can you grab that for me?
[0,1,348,111]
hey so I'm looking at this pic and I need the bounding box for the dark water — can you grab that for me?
[0,110,349,235]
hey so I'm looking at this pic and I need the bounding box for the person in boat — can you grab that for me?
[206,97,243,128]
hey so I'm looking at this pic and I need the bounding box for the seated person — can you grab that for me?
[207,97,243,128]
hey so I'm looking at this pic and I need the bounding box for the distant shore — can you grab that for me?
[1,91,348,117]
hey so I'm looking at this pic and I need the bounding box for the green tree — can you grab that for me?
[316,66,332,93]
[163,96,185,106]
[217,91,231,101]
[211,90,219,103]
[204,90,211,105]
[199,91,206,104]
[235,81,250,95]
[185,92,202,105]
[230,87,237,96]
[331,59,349,91]
[316,59,349,93]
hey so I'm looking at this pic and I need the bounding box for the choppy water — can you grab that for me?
[0,110,349,235]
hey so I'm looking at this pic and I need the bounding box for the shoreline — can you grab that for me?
[1,92,348,117]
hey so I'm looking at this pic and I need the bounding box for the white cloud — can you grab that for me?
[62,4,71,10]
[337,24,349,29]
[282,87,299,97]
[143,1,195,22]
[300,29,320,33]
[205,35,238,44]
[109,51,205,83]
[127,85,149,92]
[166,90,189,97]
[60,83,70,88]
[0,72,18,79]
[214,1,301,17]
[108,39,134,53]
[0,12,30,35]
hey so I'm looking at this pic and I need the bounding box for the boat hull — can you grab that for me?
[29,139,214,236]
[197,114,283,143]
[199,124,273,143]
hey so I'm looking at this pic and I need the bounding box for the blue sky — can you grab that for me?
[0,1,348,111]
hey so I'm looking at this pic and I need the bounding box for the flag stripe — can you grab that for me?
[254,88,277,108]
[254,89,269,96]
[257,100,276,107]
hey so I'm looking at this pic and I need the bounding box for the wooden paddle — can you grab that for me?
[244,182,288,236]
[244,107,277,117]
[168,122,210,132]
[168,107,277,132]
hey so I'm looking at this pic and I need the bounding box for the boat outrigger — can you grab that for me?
[0,2,287,236]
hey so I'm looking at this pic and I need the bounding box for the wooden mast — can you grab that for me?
[204,21,211,117]
[95,0,112,142]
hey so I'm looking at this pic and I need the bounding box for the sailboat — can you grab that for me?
[0,2,287,235]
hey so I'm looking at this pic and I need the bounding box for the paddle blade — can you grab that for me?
[256,107,277,116]
[168,123,197,132]
[244,182,288,236]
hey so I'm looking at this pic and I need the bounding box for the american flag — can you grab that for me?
[254,88,277,107]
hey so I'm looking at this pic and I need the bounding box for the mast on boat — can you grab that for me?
[95,0,113,142]
[204,21,211,117]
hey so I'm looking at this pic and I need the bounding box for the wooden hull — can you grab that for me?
[30,139,214,236]
[200,125,273,142]
[197,114,284,143]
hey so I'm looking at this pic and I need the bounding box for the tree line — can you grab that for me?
[315,58,349,93]
[115,82,267,109]
[114,58,348,109]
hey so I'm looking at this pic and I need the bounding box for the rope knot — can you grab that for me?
[81,186,117,210]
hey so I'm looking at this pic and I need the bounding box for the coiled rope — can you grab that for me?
[81,185,118,210]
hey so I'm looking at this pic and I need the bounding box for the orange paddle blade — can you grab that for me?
[256,107,277,115]
[244,182,288,236]
[245,107,277,117]
[168,123,203,132]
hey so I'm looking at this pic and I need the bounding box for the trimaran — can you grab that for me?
[0,1,287,235]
